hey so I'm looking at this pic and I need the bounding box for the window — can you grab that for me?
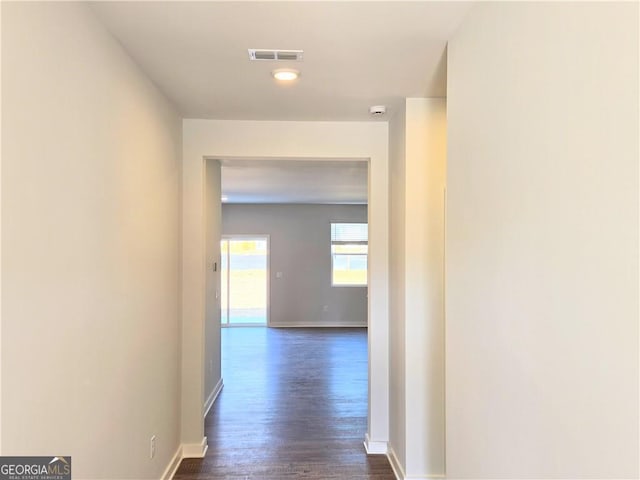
[331,223,368,286]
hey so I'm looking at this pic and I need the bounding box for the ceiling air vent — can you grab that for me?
[248,49,304,61]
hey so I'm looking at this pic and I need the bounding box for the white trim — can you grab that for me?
[363,433,388,454]
[221,323,267,328]
[270,323,367,328]
[386,446,446,480]
[182,437,208,458]
[387,446,404,480]
[160,445,183,480]
[204,378,224,418]
[183,125,390,469]
[404,475,446,479]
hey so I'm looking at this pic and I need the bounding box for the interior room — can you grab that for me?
[192,158,376,478]
[220,159,369,328]
[1,2,637,480]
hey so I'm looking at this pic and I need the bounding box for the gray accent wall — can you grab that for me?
[222,204,368,327]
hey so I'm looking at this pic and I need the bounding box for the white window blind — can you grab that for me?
[330,223,368,244]
[331,223,368,286]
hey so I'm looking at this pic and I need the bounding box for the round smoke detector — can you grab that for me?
[369,105,387,116]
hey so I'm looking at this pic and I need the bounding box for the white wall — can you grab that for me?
[2,3,182,478]
[387,98,446,479]
[388,101,407,471]
[446,2,639,478]
[222,203,368,327]
[404,98,446,477]
[182,119,389,454]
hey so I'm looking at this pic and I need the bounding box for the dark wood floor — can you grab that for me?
[174,327,395,479]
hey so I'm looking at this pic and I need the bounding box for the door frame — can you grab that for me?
[181,120,390,455]
[220,234,271,327]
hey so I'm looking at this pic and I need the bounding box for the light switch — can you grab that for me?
[276,272,283,279]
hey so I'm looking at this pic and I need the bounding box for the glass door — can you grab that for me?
[220,236,268,326]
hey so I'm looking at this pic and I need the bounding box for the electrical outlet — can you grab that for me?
[322,305,329,312]
[150,435,156,459]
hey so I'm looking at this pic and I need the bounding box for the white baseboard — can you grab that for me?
[387,446,404,480]
[386,446,445,480]
[269,323,367,328]
[181,437,208,458]
[160,445,183,480]
[204,378,223,418]
[363,433,388,454]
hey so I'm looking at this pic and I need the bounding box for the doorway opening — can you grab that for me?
[220,235,269,326]
[197,154,385,458]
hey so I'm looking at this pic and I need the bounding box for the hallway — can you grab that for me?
[174,327,395,479]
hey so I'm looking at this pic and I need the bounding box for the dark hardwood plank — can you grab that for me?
[174,327,395,479]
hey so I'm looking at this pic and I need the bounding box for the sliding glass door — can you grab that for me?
[220,236,269,326]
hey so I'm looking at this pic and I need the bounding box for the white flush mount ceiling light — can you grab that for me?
[272,68,300,81]
[369,105,386,116]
